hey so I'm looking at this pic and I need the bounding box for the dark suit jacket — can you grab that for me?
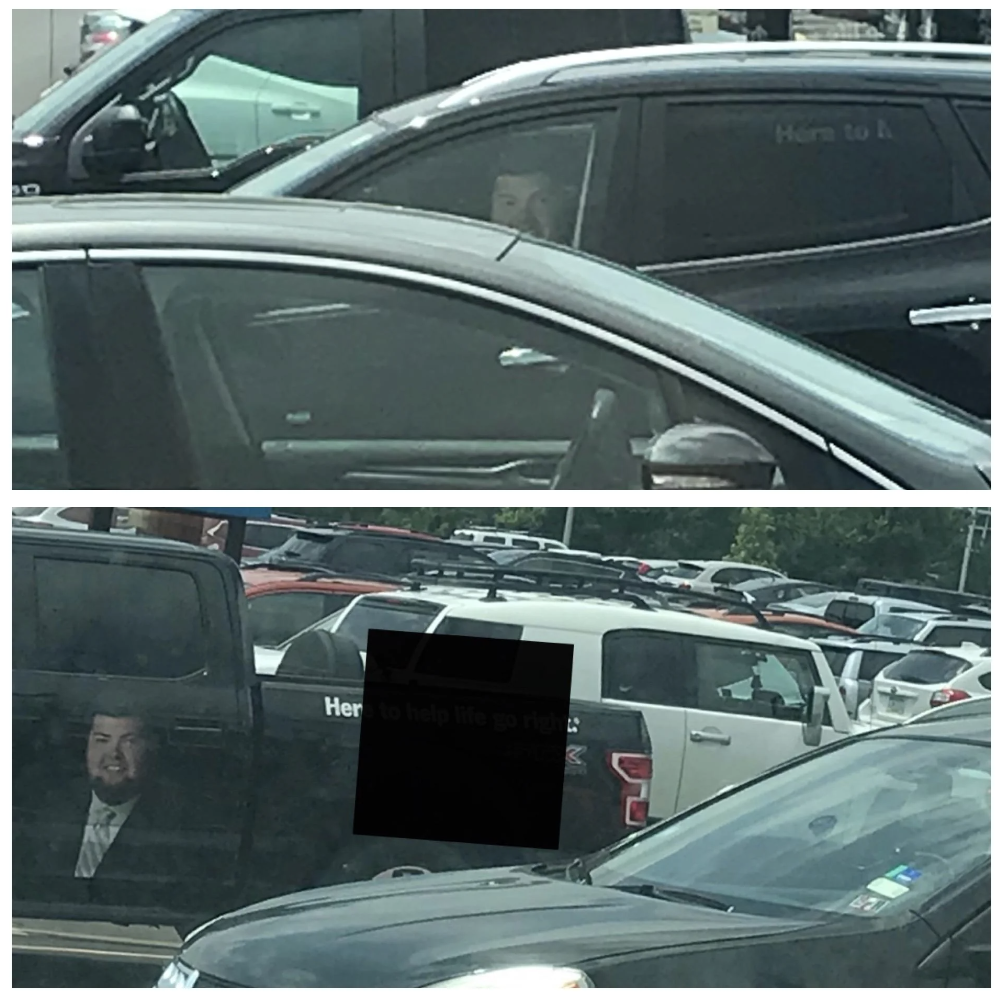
[15,775,195,907]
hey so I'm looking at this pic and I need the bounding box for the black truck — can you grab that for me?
[12,9,688,199]
[12,526,653,933]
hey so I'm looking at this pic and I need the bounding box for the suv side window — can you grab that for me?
[692,640,817,722]
[712,567,754,586]
[124,12,361,171]
[924,625,991,648]
[602,631,693,706]
[13,267,66,486]
[654,99,964,263]
[334,111,620,252]
[954,100,991,168]
[333,539,403,576]
[857,650,904,683]
[31,557,206,678]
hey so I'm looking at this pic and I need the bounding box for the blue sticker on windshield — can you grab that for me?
[885,864,922,885]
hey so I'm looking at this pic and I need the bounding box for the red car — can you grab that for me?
[242,567,399,647]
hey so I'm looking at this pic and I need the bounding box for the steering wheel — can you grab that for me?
[550,388,643,490]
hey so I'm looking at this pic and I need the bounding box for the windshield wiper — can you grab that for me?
[611,882,735,913]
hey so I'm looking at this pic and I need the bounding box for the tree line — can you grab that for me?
[284,507,990,595]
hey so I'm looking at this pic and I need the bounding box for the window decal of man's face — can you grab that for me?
[491,172,558,240]
[86,714,152,805]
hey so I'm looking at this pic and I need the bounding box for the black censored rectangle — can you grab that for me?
[354,629,573,850]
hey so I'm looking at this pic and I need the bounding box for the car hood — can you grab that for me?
[180,867,809,987]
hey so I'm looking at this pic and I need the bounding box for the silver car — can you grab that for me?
[817,636,920,719]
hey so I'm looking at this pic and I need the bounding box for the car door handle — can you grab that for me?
[689,730,731,746]
[271,104,321,119]
[909,303,991,327]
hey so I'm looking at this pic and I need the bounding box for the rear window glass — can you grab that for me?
[883,651,972,685]
[433,617,524,642]
[826,600,875,628]
[667,564,703,579]
[980,673,991,691]
[248,591,354,648]
[33,557,206,678]
[857,614,924,640]
[243,523,297,551]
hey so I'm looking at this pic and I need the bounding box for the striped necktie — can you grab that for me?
[75,806,117,879]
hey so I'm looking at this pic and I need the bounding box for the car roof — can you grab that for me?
[430,596,822,649]
[428,41,991,116]
[12,196,521,279]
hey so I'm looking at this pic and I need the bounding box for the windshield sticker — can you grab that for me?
[848,893,890,914]
[866,877,910,900]
[885,864,922,886]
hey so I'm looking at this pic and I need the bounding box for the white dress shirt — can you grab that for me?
[74,791,139,879]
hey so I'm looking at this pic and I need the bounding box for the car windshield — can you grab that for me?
[588,735,990,920]
[13,9,202,138]
[857,614,925,640]
[314,597,443,653]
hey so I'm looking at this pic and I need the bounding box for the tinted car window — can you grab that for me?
[32,558,206,678]
[883,650,973,685]
[821,647,851,677]
[694,641,817,721]
[334,112,619,251]
[243,523,297,551]
[123,12,361,170]
[602,631,693,706]
[923,626,991,649]
[857,613,924,640]
[712,567,754,586]
[433,617,524,642]
[13,268,60,451]
[955,101,991,168]
[248,590,354,647]
[330,598,442,653]
[143,264,663,466]
[858,650,905,683]
[826,600,876,628]
[980,672,991,691]
[657,100,963,263]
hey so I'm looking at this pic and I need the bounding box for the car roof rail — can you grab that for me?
[406,558,659,609]
[660,583,772,629]
[451,40,990,104]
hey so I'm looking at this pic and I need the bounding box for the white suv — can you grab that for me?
[857,645,992,729]
[655,560,786,594]
[274,587,854,821]
[856,611,991,648]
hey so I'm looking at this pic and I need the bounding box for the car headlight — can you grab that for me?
[427,966,594,988]
[155,959,200,988]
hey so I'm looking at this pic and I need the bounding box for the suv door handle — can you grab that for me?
[690,730,731,746]
[909,303,991,327]
[271,104,321,119]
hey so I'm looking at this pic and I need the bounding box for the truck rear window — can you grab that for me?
[433,617,524,643]
[882,650,972,686]
[33,557,206,678]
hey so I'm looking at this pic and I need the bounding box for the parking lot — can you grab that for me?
[11,506,991,987]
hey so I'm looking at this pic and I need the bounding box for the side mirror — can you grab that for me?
[803,686,830,747]
[75,104,148,180]
[642,423,783,489]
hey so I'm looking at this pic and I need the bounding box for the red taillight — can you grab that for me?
[91,30,120,43]
[608,751,652,828]
[929,688,972,708]
[637,563,650,575]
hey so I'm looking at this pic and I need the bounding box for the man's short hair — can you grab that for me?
[87,691,155,742]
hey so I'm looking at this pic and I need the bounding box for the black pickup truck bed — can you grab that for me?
[12,528,652,929]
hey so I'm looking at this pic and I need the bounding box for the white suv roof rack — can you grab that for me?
[445,40,990,109]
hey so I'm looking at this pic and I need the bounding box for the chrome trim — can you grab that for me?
[827,443,904,489]
[12,249,88,265]
[909,303,992,327]
[87,246,834,458]
[13,435,60,452]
